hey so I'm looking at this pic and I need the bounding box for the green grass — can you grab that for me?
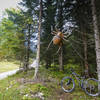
[0,65,100,100]
[0,61,19,73]
[0,70,51,100]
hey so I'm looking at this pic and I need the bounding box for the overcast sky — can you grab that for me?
[0,0,22,19]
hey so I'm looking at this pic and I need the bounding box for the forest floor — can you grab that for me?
[0,65,100,100]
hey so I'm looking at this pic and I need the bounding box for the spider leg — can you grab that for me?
[56,42,62,54]
[51,31,57,35]
[46,38,53,51]
[64,33,73,39]
[56,46,61,54]
[63,37,69,42]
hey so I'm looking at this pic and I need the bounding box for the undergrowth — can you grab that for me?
[0,65,100,100]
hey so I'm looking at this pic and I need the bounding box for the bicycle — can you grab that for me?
[61,68,100,96]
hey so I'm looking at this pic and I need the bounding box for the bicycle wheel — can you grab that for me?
[85,78,100,96]
[61,77,75,92]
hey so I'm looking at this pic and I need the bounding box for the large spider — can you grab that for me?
[47,26,71,53]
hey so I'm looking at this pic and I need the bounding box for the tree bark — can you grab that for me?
[57,0,64,71]
[24,24,31,71]
[34,0,42,79]
[82,32,89,77]
[91,0,100,92]
[59,46,64,71]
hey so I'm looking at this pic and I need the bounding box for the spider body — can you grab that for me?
[53,32,64,45]
[53,35,62,45]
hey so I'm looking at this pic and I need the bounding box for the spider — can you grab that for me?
[47,26,71,53]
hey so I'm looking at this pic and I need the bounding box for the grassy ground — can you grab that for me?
[0,61,19,73]
[0,66,100,100]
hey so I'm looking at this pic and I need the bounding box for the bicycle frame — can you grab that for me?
[71,71,84,87]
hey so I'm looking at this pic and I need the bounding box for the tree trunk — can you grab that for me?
[82,32,89,77]
[91,0,100,92]
[59,46,64,71]
[57,0,64,71]
[24,24,31,71]
[45,60,51,69]
[34,0,42,79]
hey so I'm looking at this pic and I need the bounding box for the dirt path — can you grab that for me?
[0,69,19,80]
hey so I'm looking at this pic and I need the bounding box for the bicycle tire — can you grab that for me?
[61,77,75,93]
[84,78,100,96]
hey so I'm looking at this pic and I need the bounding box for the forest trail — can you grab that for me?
[0,69,19,80]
